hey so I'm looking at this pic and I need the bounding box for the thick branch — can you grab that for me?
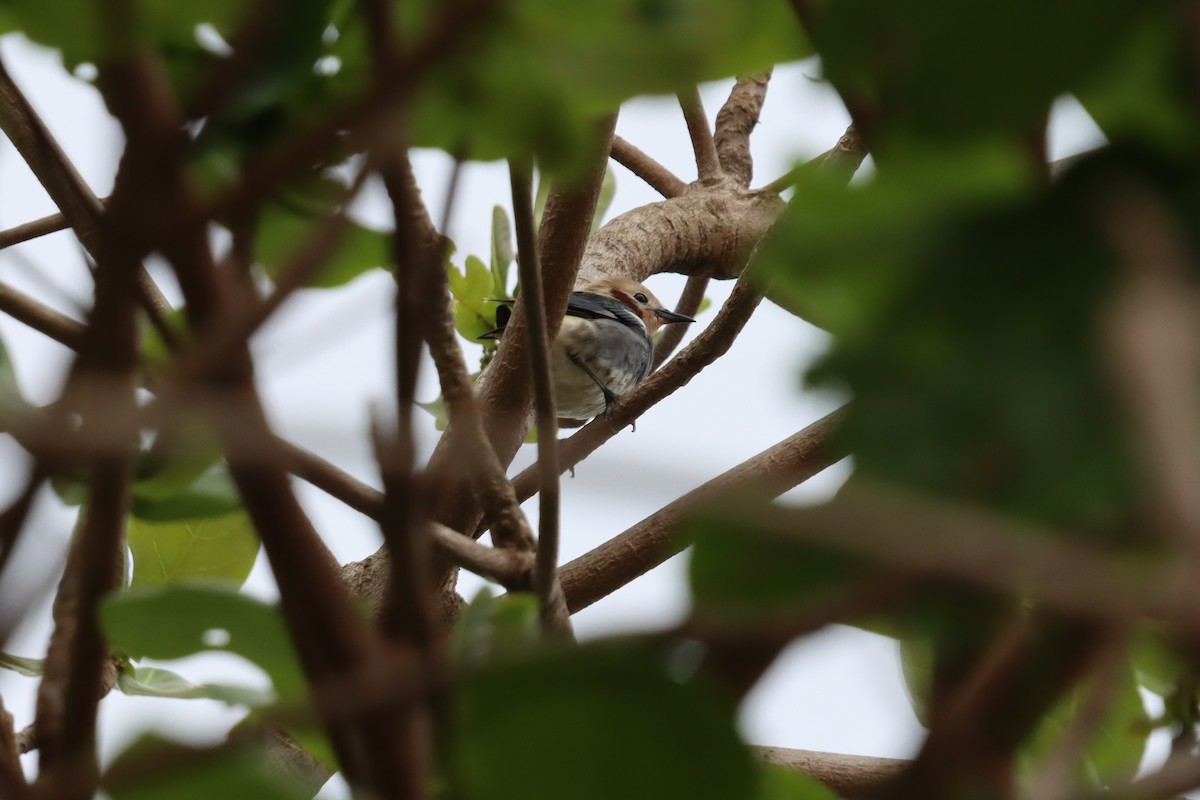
[560,409,847,612]
[714,72,772,187]
[755,747,907,797]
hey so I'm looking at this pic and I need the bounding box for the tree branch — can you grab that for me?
[0,207,73,250]
[560,409,847,612]
[714,72,772,187]
[610,136,686,198]
[509,162,572,638]
[679,86,722,182]
[755,746,907,797]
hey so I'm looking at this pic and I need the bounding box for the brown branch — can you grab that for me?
[508,271,763,508]
[560,409,847,612]
[761,124,867,194]
[679,86,721,182]
[0,695,28,800]
[755,746,908,798]
[651,275,708,369]
[0,282,86,351]
[0,208,72,250]
[0,57,172,327]
[721,480,1200,630]
[713,72,772,187]
[610,136,686,199]
[509,162,571,639]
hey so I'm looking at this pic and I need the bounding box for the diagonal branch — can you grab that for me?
[651,274,709,369]
[560,409,847,612]
[610,136,686,199]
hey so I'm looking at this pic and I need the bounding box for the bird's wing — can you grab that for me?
[566,292,643,332]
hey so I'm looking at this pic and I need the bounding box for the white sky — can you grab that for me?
[0,30,1130,797]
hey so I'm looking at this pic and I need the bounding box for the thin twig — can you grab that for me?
[559,409,847,612]
[761,123,866,194]
[0,282,86,350]
[651,275,708,369]
[609,136,686,198]
[509,161,571,639]
[0,207,72,250]
[678,86,721,181]
[713,72,772,187]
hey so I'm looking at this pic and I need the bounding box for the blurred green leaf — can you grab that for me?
[0,652,43,677]
[102,583,305,704]
[490,205,515,298]
[104,736,307,800]
[133,463,243,521]
[451,642,756,800]
[1075,12,1198,155]
[9,0,248,68]
[128,509,259,588]
[688,512,870,623]
[396,0,806,170]
[116,664,273,707]
[591,166,617,233]
[815,0,1150,144]
[759,144,1032,335]
[256,187,391,289]
[1020,656,1150,788]
[1131,626,1185,697]
[451,587,539,667]
[756,764,839,800]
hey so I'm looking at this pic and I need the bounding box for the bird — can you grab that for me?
[481,276,695,420]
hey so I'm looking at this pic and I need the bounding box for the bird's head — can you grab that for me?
[581,276,695,335]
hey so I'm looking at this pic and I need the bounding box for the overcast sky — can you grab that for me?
[0,30,1127,797]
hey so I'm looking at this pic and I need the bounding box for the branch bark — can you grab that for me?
[714,72,772,187]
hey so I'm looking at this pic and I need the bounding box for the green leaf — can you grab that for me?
[757,764,839,800]
[451,587,539,667]
[133,463,243,521]
[104,736,308,800]
[102,583,305,704]
[128,509,259,589]
[490,205,515,298]
[9,0,249,69]
[256,194,391,289]
[1020,656,1150,788]
[452,642,756,800]
[814,0,1150,144]
[688,511,871,624]
[758,143,1032,334]
[397,0,807,171]
[449,256,499,340]
[0,652,43,677]
[117,664,274,707]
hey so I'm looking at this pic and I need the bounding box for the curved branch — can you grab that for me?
[714,72,772,187]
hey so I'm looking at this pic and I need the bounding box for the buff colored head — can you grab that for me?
[580,276,695,334]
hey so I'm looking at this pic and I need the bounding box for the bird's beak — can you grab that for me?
[653,308,696,324]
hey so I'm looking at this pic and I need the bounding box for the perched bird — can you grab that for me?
[481,276,694,420]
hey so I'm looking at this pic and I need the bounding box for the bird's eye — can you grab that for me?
[634,292,648,303]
